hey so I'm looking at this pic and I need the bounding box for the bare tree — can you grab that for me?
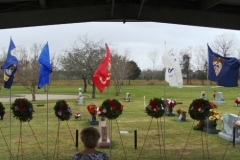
[192,46,207,84]
[211,32,239,57]
[111,50,129,96]
[17,44,42,101]
[148,50,159,80]
[59,35,105,98]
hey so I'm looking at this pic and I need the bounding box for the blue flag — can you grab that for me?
[38,42,52,89]
[1,38,18,89]
[208,44,240,87]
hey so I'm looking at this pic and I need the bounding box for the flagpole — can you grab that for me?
[9,88,12,160]
[46,88,49,159]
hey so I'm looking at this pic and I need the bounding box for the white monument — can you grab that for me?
[78,88,84,106]
[218,113,240,143]
[124,93,131,102]
[213,92,225,104]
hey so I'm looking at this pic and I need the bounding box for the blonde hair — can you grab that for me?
[80,127,100,148]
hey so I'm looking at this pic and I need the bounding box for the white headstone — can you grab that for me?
[218,113,240,143]
[213,92,225,104]
[78,88,84,105]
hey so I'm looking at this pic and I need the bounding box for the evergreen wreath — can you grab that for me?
[188,98,211,121]
[54,100,72,121]
[145,98,166,118]
[0,102,5,120]
[97,99,123,120]
[11,98,34,122]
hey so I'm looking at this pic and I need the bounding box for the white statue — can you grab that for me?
[78,88,84,105]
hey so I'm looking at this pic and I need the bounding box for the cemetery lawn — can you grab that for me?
[0,84,240,160]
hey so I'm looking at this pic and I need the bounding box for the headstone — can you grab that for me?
[213,92,225,104]
[177,111,186,122]
[200,91,206,99]
[78,88,84,106]
[203,119,220,134]
[97,120,111,148]
[218,113,240,143]
[88,115,99,125]
[124,93,131,102]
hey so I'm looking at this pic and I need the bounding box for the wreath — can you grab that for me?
[0,102,5,120]
[97,99,123,120]
[188,98,211,121]
[54,100,72,121]
[11,98,34,122]
[145,98,166,118]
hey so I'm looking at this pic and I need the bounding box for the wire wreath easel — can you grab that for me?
[138,117,166,160]
[16,121,47,160]
[0,127,14,159]
[53,120,75,160]
[180,120,210,160]
[138,97,167,160]
[104,118,127,160]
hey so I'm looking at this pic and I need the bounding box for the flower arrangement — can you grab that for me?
[74,112,81,120]
[0,102,5,120]
[97,99,123,120]
[11,98,34,122]
[54,100,72,121]
[188,98,211,121]
[209,102,217,108]
[176,108,186,115]
[87,104,97,115]
[208,109,220,122]
[235,120,240,128]
[145,98,166,118]
[235,97,240,106]
[165,99,177,108]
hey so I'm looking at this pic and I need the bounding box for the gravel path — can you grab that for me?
[0,94,79,102]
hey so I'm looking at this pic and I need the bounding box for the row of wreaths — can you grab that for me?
[0,98,124,122]
[0,98,215,122]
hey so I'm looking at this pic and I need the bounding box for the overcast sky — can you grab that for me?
[0,22,240,70]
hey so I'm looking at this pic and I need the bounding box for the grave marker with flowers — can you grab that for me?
[164,99,177,116]
[97,99,124,149]
[203,109,221,134]
[87,103,99,125]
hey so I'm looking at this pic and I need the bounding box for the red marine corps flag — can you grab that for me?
[92,43,111,93]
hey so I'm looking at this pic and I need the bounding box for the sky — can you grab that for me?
[0,22,240,70]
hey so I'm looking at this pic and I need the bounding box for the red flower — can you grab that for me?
[209,102,215,109]
[150,100,157,107]
[196,101,203,109]
[111,106,116,110]
[235,99,240,104]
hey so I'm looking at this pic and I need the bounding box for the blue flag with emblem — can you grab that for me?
[38,42,52,89]
[1,38,18,89]
[208,44,240,87]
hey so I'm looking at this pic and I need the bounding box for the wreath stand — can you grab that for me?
[138,117,167,160]
[0,127,13,159]
[100,119,127,160]
[180,120,210,160]
[17,121,47,159]
[53,120,75,160]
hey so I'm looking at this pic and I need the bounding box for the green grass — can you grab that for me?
[0,84,240,159]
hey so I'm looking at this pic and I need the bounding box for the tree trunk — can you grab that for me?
[92,85,96,98]
[83,78,87,92]
[32,94,36,101]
